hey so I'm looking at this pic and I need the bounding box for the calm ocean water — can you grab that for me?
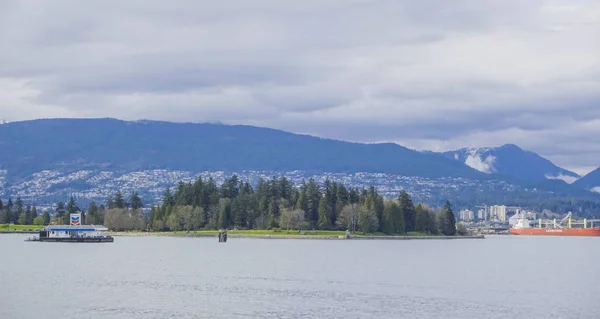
[0,234,598,319]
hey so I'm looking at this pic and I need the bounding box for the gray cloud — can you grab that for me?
[1,0,599,174]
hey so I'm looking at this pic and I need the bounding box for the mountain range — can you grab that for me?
[0,118,482,179]
[0,118,599,213]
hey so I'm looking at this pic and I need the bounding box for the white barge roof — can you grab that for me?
[45,225,108,231]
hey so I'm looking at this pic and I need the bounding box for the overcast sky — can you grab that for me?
[1,0,599,175]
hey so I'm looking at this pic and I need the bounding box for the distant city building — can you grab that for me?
[477,209,487,220]
[459,209,474,221]
[489,205,507,222]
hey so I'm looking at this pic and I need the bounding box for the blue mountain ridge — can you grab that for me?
[0,118,485,179]
[0,118,593,198]
[2,118,600,216]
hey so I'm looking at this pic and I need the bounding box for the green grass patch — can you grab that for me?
[405,231,430,236]
[199,229,347,236]
[105,229,440,237]
[0,224,42,231]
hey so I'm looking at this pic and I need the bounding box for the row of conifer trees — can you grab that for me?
[2,175,458,235]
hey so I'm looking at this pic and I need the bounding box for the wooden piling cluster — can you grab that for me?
[218,229,228,242]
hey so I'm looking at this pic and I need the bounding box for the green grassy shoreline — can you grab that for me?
[0,225,484,239]
[0,224,41,232]
[105,229,484,240]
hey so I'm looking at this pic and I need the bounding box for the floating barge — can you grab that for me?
[25,213,114,243]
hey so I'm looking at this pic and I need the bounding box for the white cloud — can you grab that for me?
[545,173,579,184]
[591,187,600,193]
[464,151,496,174]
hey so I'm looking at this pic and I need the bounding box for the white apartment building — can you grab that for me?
[489,205,507,222]
[459,209,475,221]
[477,209,487,220]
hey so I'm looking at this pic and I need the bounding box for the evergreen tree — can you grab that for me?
[428,210,439,235]
[0,199,4,224]
[65,196,79,224]
[306,179,320,225]
[382,200,403,234]
[295,185,308,212]
[398,191,415,232]
[192,176,205,207]
[4,198,13,224]
[348,189,360,204]
[336,184,349,213]
[439,200,457,236]
[391,200,405,234]
[414,204,429,232]
[317,196,330,229]
[106,195,115,209]
[114,191,127,209]
[374,194,384,232]
[130,191,143,209]
[267,199,279,228]
[42,210,50,225]
[66,196,79,215]
[324,179,337,225]
[278,176,292,201]
[220,175,240,199]
[55,201,66,223]
[230,196,245,228]
[14,197,24,224]
[256,178,270,216]
[87,201,99,224]
[31,206,38,220]
[218,198,231,229]
[25,205,32,225]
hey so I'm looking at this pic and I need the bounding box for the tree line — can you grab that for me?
[1,175,459,235]
[0,197,50,226]
[0,190,144,229]
[146,175,457,235]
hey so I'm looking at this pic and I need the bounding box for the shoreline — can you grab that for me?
[104,232,485,240]
[0,230,485,240]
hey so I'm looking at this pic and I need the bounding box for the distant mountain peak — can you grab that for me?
[573,167,600,192]
[499,143,521,150]
[442,144,580,182]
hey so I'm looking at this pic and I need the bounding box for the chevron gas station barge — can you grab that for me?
[25,213,114,243]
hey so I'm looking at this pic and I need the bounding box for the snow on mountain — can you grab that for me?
[463,149,497,174]
[442,144,580,182]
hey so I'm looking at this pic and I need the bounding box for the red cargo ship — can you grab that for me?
[510,212,600,237]
[509,227,600,236]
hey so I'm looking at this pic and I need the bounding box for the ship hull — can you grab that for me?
[38,237,114,243]
[509,227,600,236]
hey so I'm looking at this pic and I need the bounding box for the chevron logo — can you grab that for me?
[70,214,80,225]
